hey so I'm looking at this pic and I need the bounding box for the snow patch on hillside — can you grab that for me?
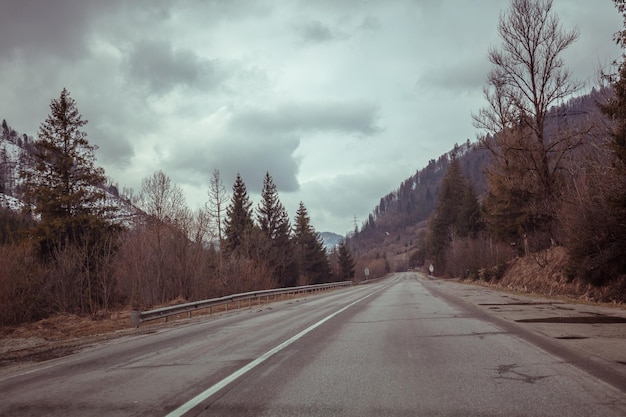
[0,193,25,211]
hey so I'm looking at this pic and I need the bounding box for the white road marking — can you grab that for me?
[165,288,382,417]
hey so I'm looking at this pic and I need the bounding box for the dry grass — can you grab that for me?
[489,246,626,304]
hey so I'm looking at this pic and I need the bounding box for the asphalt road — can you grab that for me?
[1,273,625,416]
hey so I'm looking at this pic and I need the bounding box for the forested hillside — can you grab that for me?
[348,0,626,303]
[348,87,607,266]
[347,85,619,284]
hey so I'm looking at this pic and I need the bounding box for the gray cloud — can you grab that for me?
[165,131,301,194]
[161,98,380,194]
[297,20,343,44]
[125,39,223,95]
[296,168,403,234]
[419,59,491,94]
[0,0,132,64]
[233,100,380,136]
[0,0,91,61]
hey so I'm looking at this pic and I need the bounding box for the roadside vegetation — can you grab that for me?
[0,91,356,326]
[349,0,626,303]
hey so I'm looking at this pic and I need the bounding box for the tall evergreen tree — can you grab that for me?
[458,181,483,238]
[425,157,478,272]
[20,88,110,255]
[337,240,355,281]
[257,172,286,240]
[293,202,331,284]
[223,173,254,256]
[17,89,119,314]
[256,172,298,286]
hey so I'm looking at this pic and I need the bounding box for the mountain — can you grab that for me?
[347,139,488,256]
[347,88,606,262]
[320,231,344,251]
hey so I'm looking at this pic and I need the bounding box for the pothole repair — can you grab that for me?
[555,336,588,340]
[516,316,626,324]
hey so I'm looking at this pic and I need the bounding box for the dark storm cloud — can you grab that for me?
[0,0,88,60]
[164,131,301,193]
[81,92,147,168]
[297,20,342,44]
[125,39,223,95]
[160,98,380,195]
[0,0,126,62]
[214,134,301,193]
[233,100,380,136]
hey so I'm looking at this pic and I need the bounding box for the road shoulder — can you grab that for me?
[418,273,626,393]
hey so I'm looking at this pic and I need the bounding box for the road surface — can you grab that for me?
[1,273,625,416]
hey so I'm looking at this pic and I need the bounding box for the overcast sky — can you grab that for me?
[0,0,621,234]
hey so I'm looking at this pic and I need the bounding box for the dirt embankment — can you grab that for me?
[482,246,626,304]
[0,309,141,368]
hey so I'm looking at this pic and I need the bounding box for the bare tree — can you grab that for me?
[473,0,581,245]
[138,170,186,223]
[207,169,226,244]
[137,170,187,304]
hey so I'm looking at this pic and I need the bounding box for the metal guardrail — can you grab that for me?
[130,281,353,326]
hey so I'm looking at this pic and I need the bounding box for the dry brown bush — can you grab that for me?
[0,243,47,325]
[445,235,515,279]
[113,223,220,309]
[495,246,626,303]
[354,255,389,282]
[221,254,276,294]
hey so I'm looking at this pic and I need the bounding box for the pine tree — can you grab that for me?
[293,202,331,284]
[600,58,626,168]
[256,172,298,287]
[257,172,286,240]
[1,119,9,140]
[482,151,534,243]
[223,173,254,256]
[426,158,462,268]
[458,181,483,238]
[20,88,110,256]
[16,89,120,315]
[425,157,476,272]
[337,240,355,281]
